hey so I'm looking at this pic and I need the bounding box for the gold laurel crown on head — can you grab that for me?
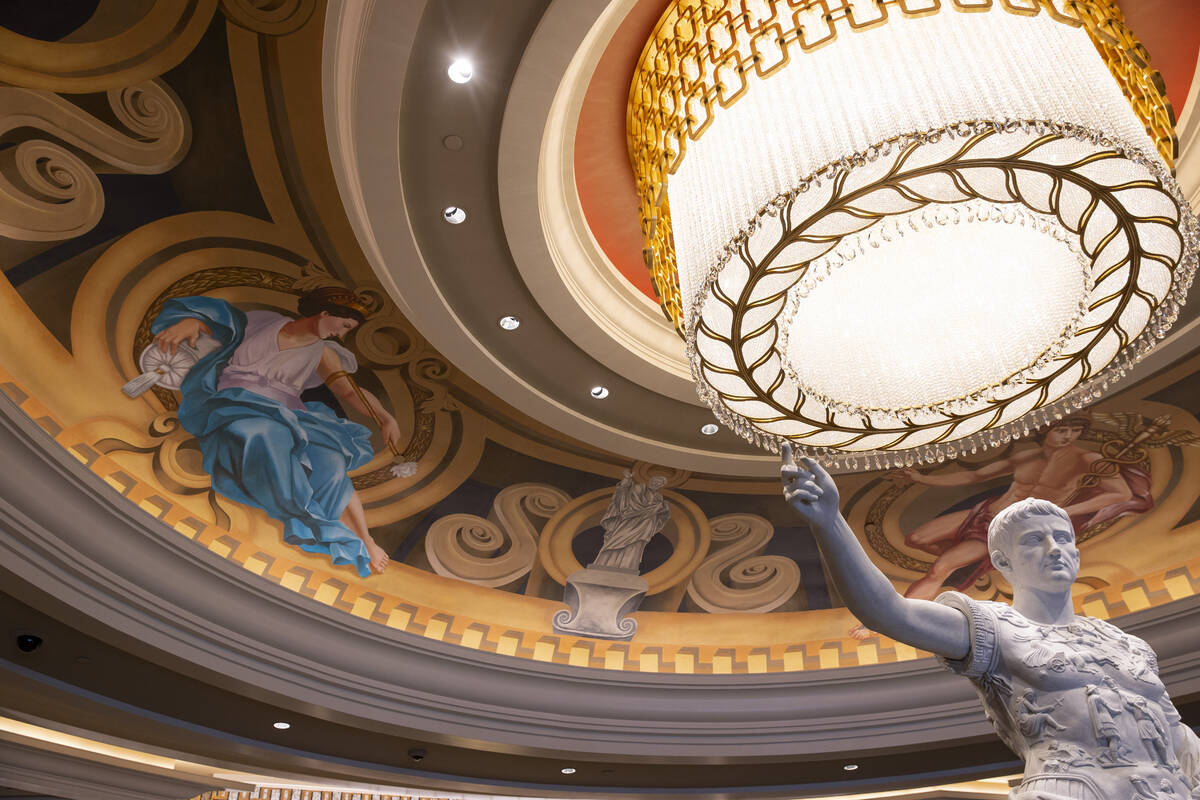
[302,285,372,318]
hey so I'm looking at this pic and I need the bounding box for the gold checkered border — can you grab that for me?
[200,790,419,800]
[4,372,1198,674]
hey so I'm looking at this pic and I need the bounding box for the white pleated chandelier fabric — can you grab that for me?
[661,4,1196,470]
[670,11,1148,299]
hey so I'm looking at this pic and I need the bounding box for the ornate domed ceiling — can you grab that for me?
[0,1,1199,799]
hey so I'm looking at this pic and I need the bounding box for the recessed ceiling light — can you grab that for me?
[273,721,291,730]
[447,58,473,84]
[442,134,463,151]
[700,423,719,435]
[560,767,577,775]
[590,386,609,399]
[843,763,859,771]
[498,315,521,331]
[442,206,466,224]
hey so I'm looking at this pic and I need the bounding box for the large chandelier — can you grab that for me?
[628,0,1196,471]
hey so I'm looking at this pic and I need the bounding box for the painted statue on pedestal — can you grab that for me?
[781,445,1200,799]
[593,471,670,571]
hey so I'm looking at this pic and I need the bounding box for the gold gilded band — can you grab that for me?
[323,370,403,459]
[627,0,1178,334]
[322,370,352,388]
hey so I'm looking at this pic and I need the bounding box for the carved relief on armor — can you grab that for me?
[1120,691,1174,768]
[1014,688,1067,743]
[1038,741,1099,774]
[1129,774,1181,799]
[1086,677,1136,767]
[1011,615,1158,685]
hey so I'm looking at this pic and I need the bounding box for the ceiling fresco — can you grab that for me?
[1,0,1199,682]
[2,3,1200,799]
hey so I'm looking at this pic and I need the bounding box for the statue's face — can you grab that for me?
[995,513,1079,593]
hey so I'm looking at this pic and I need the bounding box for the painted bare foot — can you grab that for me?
[849,623,874,640]
[365,539,390,573]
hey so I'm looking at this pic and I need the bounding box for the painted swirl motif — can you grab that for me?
[688,123,1193,468]
[219,0,316,36]
[105,80,192,171]
[0,78,191,240]
[0,1,217,92]
[425,484,571,588]
[686,514,800,613]
[0,140,103,240]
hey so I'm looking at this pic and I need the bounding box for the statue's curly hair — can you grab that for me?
[987,497,1074,557]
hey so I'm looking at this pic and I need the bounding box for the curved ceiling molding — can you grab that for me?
[498,0,698,404]
[4,387,1200,778]
[323,0,777,475]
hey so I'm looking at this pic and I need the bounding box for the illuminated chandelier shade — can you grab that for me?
[628,0,1196,471]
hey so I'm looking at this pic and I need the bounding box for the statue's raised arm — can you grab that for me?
[782,443,1200,799]
[780,444,970,659]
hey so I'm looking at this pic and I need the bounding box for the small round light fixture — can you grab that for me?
[442,206,466,224]
[843,764,859,772]
[498,315,521,331]
[560,767,577,775]
[590,386,609,399]
[273,721,291,730]
[700,423,719,436]
[447,58,473,84]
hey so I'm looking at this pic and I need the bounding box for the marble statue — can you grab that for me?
[552,471,671,641]
[593,471,670,571]
[780,445,1200,799]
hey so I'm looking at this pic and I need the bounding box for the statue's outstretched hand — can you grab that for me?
[780,443,840,526]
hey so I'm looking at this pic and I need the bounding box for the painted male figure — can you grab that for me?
[781,445,1200,799]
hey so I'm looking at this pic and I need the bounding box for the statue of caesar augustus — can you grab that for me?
[780,444,1200,799]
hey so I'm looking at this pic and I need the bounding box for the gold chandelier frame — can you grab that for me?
[685,122,1192,468]
[627,0,1178,334]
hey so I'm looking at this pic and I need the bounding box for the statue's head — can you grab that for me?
[648,475,668,490]
[987,498,1079,592]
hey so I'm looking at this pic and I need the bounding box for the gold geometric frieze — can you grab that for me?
[6,368,1200,674]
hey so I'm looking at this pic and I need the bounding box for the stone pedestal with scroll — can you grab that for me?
[552,566,647,641]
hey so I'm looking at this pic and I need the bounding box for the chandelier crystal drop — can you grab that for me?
[629,0,1196,471]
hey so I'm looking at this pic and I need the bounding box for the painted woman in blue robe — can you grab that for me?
[151,287,400,576]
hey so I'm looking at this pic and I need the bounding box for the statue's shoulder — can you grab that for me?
[934,591,1003,678]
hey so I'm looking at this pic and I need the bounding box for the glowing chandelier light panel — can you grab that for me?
[629,0,1196,470]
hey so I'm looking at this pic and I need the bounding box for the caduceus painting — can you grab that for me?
[848,408,1200,639]
[125,287,408,577]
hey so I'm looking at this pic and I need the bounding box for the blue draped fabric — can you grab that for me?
[152,297,375,577]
